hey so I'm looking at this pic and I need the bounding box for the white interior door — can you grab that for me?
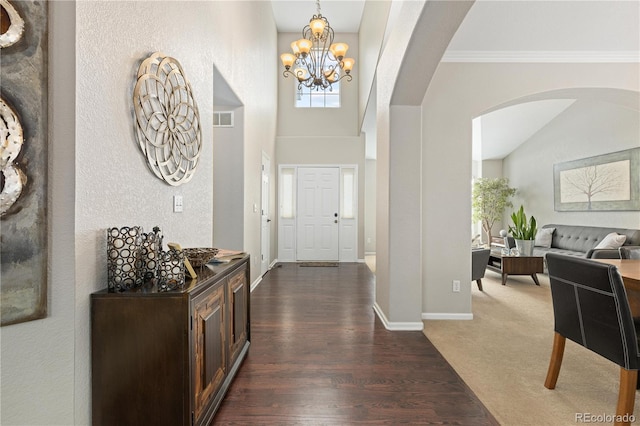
[260,153,271,275]
[296,167,339,261]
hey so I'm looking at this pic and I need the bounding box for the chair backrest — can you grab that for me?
[471,248,491,280]
[546,253,639,370]
[620,247,640,260]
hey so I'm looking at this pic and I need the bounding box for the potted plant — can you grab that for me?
[472,177,516,244]
[508,205,537,256]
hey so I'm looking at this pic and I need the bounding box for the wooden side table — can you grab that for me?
[488,251,544,286]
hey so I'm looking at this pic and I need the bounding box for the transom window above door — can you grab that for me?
[294,54,341,108]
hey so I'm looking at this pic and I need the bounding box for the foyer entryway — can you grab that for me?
[278,165,358,263]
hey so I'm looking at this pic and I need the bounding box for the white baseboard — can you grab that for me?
[269,259,278,269]
[422,312,474,320]
[373,303,424,331]
[250,276,262,293]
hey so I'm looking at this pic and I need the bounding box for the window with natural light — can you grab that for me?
[294,53,341,108]
[341,168,355,219]
[281,168,295,218]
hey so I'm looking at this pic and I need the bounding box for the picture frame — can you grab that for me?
[553,148,640,212]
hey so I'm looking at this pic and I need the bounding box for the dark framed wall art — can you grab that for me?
[1,0,49,325]
[553,148,640,212]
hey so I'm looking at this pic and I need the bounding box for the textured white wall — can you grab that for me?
[2,1,277,424]
[73,2,277,423]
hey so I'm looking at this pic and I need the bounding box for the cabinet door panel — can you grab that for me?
[228,266,248,363]
[192,285,225,420]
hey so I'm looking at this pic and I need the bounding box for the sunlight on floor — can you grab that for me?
[365,254,376,273]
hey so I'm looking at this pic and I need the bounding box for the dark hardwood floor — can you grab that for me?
[214,262,498,425]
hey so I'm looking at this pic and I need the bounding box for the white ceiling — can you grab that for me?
[271,1,640,160]
[473,99,576,161]
[271,0,365,33]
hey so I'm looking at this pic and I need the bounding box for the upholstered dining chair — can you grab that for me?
[620,247,640,259]
[545,253,640,426]
[471,248,491,291]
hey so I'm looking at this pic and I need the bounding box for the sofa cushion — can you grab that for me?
[535,227,555,248]
[594,232,627,250]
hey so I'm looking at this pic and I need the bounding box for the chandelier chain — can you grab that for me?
[279,0,355,91]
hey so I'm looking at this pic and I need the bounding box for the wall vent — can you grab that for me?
[213,111,234,127]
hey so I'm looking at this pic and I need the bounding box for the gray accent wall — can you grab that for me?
[503,98,640,229]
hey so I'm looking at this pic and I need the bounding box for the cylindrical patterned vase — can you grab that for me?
[157,248,185,292]
[107,226,143,292]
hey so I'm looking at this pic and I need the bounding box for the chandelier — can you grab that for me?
[279,0,355,91]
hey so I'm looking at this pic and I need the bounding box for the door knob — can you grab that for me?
[334,220,338,223]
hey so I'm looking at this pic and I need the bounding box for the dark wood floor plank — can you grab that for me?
[213,263,498,425]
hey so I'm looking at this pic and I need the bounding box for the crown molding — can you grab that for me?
[441,50,640,63]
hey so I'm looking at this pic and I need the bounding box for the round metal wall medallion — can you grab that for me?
[133,52,202,186]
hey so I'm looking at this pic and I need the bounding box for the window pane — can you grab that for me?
[293,50,342,108]
[325,94,340,108]
[310,93,325,108]
[281,168,295,218]
[342,169,354,219]
[295,92,311,108]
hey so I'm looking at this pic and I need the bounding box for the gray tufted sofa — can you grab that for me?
[506,224,640,259]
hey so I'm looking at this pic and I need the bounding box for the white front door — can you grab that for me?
[296,167,340,261]
[261,153,271,275]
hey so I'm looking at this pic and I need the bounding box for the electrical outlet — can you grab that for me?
[452,280,461,292]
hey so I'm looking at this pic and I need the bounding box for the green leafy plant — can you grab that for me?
[508,205,537,240]
[472,177,516,243]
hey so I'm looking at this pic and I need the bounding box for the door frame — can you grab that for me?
[277,164,358,262]
[260,152,271,276]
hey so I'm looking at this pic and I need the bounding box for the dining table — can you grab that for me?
[592,259,640,314]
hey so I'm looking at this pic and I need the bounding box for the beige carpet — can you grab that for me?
[424,271,639,426]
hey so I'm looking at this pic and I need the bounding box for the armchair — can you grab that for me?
[471,248,491,291]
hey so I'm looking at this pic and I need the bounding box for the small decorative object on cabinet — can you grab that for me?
[91,255,250,426]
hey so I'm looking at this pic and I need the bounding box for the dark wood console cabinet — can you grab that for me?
[91,255,250,426]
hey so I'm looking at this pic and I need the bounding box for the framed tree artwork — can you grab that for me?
[553,148,639,212]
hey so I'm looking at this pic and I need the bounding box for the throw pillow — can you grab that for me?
[594,232,627,250]
[534,227,555,248]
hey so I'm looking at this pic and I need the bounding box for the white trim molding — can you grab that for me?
[250,276,262,293]
[422,312,474,321]
[373,303,424,331]
[442,50,640,63]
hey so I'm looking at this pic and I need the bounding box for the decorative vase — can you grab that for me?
[107,226,143,292]
[515,239,535,257]
[140,227,162,283]
[157,248,185,292]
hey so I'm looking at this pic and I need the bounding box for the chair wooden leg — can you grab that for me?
[615,368,637,426]
[544,332,566,389]
[476,279,483,292]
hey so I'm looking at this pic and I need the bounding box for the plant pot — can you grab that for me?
[515,239,535,257]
